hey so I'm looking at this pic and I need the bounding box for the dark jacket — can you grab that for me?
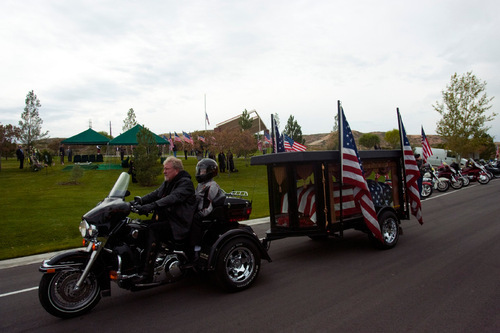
[141,170,196,241]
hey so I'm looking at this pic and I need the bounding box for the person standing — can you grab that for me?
[415,154,424,199]
[218,152,226,173]
[16,145,24,169]
[59,144,65,165]
[67,146,72,162]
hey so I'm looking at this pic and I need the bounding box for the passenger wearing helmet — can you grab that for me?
[190,158,225,261]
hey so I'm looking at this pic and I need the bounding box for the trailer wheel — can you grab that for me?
[369,211,399,250]
[214,238,261,292]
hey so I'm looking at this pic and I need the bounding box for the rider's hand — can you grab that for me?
[136,203,155,215]
[134,196,142,205]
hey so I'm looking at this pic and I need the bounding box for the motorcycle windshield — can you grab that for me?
[108,172,130,198]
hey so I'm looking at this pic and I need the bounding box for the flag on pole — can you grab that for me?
[168,133,174,151]
[283,133,307,152]
[198,135,206,143]
[340,106,383,241]
[421,126,433,163]
[274,122,285,153]
[398,110,423,224]
[182,131,193,144]
[205,112,210,125]
[264,130,272,144]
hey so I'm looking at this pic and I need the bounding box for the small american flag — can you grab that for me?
[182,131,193,144]
[174,132,182,142]
[283,133,307,152]
[421,126,433,163]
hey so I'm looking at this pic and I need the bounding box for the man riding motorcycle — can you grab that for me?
[133,156,197,283]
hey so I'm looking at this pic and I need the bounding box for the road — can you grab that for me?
[1,180,499,332]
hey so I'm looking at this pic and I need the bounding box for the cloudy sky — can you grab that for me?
[1,0,499,141]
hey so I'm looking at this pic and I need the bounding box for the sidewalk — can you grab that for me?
[0,217,270,270]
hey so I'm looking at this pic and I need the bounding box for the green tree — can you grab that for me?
[123,108,138,132]
[284,115,305,144]
[238,109,253,131]
[433,72,496,159]
[384,129,400,149]
[359,133,380,149]
[98,131,113,139]
[134,126,161,186]
[0,123,21,171]
[19,90,49,153]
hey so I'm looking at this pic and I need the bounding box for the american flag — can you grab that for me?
[264,131,272,144]
[205,112,210,125]
[174,132,182,142]
[182,131,193,144]
[340,107,383,241]
[274,122,285,153]
[421,126,433,163]
[198,135,206,143]
[399,111,423,224]
[283,133,307,152]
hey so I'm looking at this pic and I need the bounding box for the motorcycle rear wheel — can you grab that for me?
[39,270,101,318]
[214,238,261,292]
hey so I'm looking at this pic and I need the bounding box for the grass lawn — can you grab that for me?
[0,155,269,260]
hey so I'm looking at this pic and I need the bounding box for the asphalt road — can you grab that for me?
[1,180,499,332]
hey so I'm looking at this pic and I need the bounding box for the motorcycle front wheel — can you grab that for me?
[478,173,490,184]
[461,176,470,187]
[450,178,463,189]
[437,180,449,192]
[39,270,101,318]
[214,238,261,292]
[421,183,433,198]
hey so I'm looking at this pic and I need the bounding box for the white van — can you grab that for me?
[414,147,457,166]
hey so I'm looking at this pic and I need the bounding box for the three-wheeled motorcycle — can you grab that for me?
[38,172,270,318]
[250,150,412,248]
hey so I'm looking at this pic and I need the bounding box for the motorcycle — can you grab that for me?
[39,172,271,318]
[480,160,500,179]
[436,163,463,190]
[461,159,490,184]
[424,165,450,192]
[421,178,433,199]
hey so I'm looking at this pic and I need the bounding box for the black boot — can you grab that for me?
[134,243,157,284]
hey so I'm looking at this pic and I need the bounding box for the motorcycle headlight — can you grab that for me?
[79,220,97,238]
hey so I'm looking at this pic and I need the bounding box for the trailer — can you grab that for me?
[251,149,412,249]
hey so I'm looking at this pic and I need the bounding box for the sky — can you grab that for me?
[1,0,499,142]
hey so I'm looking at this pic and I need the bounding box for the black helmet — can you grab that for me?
[196,158,218,183]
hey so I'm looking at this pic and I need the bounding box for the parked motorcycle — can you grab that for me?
[461,159,490,184]
[421,178,433,199]
[437,163,463,190]
[480,160,500,179]
[424,165,450,192]
[39,172,270,318]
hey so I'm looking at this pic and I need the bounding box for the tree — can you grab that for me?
[0,123,21,171]
[238,109,253,131]
[123,108,138,132]
[284,115,305,144]
[433,72,496,159]
[359,133,380,149]
[134,126,161,186]
[384,129,400,149]
[19,90,49,153]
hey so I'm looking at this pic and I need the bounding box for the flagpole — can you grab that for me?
[337,100,344,234]
[397,108,410,215]
[271,114,276,154]
[204,94,207,131]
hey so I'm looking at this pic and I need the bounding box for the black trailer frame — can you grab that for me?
[251,150,411,246]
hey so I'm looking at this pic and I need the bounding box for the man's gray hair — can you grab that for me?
[164,156,184,170]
